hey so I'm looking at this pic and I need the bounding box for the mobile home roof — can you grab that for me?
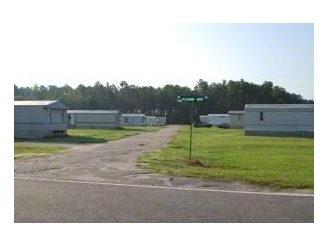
[67,110,120,114]
[244,104,314,110]
[14,100,69,109]
[228,111,244,114]
[121,114,146,117]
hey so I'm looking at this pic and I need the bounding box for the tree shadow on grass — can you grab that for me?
[15,135,107,144]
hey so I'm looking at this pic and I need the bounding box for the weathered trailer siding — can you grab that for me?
[14,122,68,138]
[14,105,46,123]
[67,110,121,128]
[14,100,69,138]
[208,114,230,126]
[156,117,167,126]
[199,115,209,124]
[146,116,167,126]
[121,114,147,126]
[228,111,244,129]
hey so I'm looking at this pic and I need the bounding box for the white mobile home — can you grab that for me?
[14,100,69,138]
[228,111,245,129]
[145,116,167,126]
[208,114,230,127]
[199,115,209,124]
[121,114,147,126]
[244,104,314,137]
[67,110,121,129]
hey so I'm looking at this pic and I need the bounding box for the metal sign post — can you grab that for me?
[177,95,208,160]
[189,101,193,160]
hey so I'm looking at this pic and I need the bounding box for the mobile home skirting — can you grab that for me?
[244,129,314,137]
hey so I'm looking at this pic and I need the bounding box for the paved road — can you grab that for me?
[15,178,313,223]
[14,125,314,222]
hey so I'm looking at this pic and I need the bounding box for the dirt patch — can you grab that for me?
[173,158,210,168]
[14,125,183,182]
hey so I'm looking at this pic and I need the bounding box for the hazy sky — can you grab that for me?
[5,2,314,100]
[2,0,323,242]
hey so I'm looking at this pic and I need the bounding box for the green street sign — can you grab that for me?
[177,95,208,103]
[176,95,208,160]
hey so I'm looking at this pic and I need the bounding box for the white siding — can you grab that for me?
[14,123,67,138]
[51,109,66,123]
[208,114,230,126]
[146,116,167,126]
[244,104,314,137]
[156,117,166,126]
[14,106,46,123]
[199,115,209,123]
[14,100,69,138]
[229,114,244,129]
[245,111,313,131]
[121,114,147,126]
[67,111,121,128]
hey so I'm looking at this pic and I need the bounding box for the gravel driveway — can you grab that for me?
[14,125,313,194]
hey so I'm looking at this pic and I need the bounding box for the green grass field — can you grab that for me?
[16,126,163,144]
[139,126,314,189]
[14,143,68,159]
[63,126,163,143]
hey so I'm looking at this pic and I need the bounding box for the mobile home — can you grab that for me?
[207,114,230,127]
[121,114,147,126]
[14,100,69,138]
[244,104,314,137]
[199,115,209,124]
[228,111,245,129]
[145,116,167,126]
[67,110,121,129]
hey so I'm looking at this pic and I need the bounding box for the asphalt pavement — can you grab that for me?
[15,177,313,223]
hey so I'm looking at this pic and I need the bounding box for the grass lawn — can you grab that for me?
[16,126,164,144]
[14,143,68,159]
[139,126,314,189]
[63,126,163,143]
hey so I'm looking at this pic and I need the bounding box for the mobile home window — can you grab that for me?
[260,111,264,121]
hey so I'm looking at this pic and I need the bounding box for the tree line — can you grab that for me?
[14,79,313,124]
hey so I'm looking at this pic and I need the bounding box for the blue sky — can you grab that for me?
[5,2,314,100]
[169,23,313,98]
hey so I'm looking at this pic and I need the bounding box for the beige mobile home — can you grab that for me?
[228,111,245,129]
[67,110,121,129]
[14,100,69,138]
[244,104,314,137]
